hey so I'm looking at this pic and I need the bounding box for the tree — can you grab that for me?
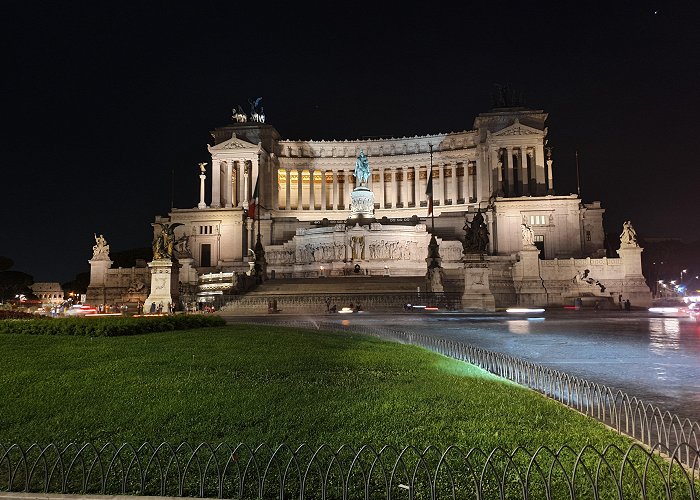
[0,256,13,272]
[0,270,34,303]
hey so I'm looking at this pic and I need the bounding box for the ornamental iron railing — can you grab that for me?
[0,442,698,499]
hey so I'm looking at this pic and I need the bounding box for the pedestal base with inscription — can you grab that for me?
[462,255,495,311]
[145,259,180,313]
[349,187,375,219]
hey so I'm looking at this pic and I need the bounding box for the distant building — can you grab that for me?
[30,282,64,305]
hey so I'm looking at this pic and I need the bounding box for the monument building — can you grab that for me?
[88,96,651,310]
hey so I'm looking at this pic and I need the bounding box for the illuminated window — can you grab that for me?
[529,215,547,225]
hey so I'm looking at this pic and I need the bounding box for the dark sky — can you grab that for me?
[3,1,699,283]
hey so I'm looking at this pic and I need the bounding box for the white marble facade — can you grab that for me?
[164,105,607,275]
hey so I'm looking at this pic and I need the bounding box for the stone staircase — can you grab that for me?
[218,276,460,314]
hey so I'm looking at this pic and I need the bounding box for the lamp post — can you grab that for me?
[680,269,687,283]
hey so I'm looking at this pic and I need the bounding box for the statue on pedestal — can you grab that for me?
[92,233,110,259]
[619,220,638,247]
[521,223,535,247]
[354,150,371,187]
[153,223,184,260]
[463,211,489,254]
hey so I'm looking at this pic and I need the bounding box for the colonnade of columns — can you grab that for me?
[491,145,552,197]
[210,158,258,208]
[276,163,477,211]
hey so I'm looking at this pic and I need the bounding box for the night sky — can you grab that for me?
[3,1,699,283]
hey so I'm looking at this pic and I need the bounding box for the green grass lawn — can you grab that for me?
[2,323,697,498]
[0,323,634,450]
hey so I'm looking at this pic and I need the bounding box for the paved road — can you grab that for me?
[226,310,700,421]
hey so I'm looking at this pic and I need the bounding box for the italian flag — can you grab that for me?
[426,167,434,215]
[248,174,260,218]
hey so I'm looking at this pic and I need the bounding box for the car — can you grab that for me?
[688,302,700,322]
[65,304,97,316]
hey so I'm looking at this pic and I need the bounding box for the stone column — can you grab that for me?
[211,159,221,207]
[419,166,427,205]
[236,160,245,206]
[320,169,327,211]
[232,166,238,206]
[413,166,421,207]
[332,170,338,210]
[546,152,554,194]
[491,149,502,197]
[297,168,304,210]
[437,163,445,206]
[379,167,386,208]
[269,159,278,211]
[251,155,259,196]
[506,147,514,196]
[308,168,316,210]
[285,169,291,210]
[390,167,398,208]
[461,162,469,203]
[242,160,249,204]
[401,166,409,208]
[224,161,233,208]
[520,148,529,196]
[344,170,352,209]
[450,163,457,204]
[533,145,545,196]
[198,173,206,209]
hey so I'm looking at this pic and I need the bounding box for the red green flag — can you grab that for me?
[426,167,434,215]
[248,174,260,218]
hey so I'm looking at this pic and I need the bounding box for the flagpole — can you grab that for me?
[429,144,434,233]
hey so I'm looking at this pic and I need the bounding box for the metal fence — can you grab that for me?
[1,442,698,499]
[246,318,700,469]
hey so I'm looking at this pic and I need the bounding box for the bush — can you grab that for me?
[0,314,225,337]
[0,310,34,320]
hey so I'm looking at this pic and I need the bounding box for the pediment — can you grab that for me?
[492,119,543,137]
[208,133,258,152]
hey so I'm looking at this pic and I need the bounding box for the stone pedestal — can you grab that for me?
[349,187,374,219]
[88,257,112,287]
[462,255,496,311]
[86,257,113,305]
[425,234,444,293]
[512,246,547,306]
[178,257,198,286]
[617,246,652,307]
[145,259,180,312]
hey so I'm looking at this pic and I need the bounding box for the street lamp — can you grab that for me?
[680,269,687,283]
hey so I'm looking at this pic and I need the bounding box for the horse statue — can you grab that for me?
[233,105,247,123]
[249,97,264,123]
